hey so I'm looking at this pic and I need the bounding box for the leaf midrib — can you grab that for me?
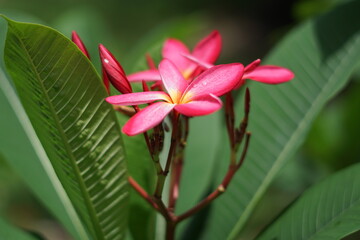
[227,26,359,240]
[10,23,105,239]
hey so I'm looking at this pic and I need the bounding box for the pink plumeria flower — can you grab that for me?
[71,31,90,59]
[127,30,222,83]
[185,56,294,89]
[99,44,133,94]
[235,59,295,88]
[106,59,244,136]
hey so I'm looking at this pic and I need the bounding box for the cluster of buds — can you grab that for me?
[71,30,294,239]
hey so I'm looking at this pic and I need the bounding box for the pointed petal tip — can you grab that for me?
[122,102,174,136]
[244,65,295,84]
[244,59,261,72]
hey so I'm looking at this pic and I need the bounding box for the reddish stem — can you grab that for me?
[168,117,188,212]
[166,220,177,240]
[168,156,183,212]
[153,112,179,199]
[128,176,159,211]
[176,133,251,223]
[225,92,235,149]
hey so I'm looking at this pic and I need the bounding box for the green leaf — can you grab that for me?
[0,18,87,240]
[177,113,222,215]
[0,65,88,240]
[256,163,360,240]
[201,1,360,239]
[0,216,38,240]
[2,16,129,240]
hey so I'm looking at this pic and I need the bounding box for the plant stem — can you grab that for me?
[153,112,180,199]
[166,220,177,240]
[225,93,235,148]
[168,154,184,212]
[168,117,188,212]
[176,133,251,223]
[128,176,159,211]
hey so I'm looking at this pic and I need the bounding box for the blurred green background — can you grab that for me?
[1,0,359,239]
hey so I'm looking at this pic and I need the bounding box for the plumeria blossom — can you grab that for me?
[99,44,132,94]
[238,59,295,87]
[185,56,294,89]
[127,30,222,83]
[106,59,244,136]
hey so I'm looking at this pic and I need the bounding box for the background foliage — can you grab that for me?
[1,0,359,239]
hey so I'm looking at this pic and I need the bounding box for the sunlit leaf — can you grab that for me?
[2,16,129,240]
[0,68,89,240]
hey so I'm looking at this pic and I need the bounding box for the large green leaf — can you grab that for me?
[0,18,87,240]
[2,17,129,240]
[0,67,88,239]
[0,216,38,240]
[256,163,360,240]
[201,1,360,239]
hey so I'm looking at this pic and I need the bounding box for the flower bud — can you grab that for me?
[71,31,90,59]
[99,44,132,94]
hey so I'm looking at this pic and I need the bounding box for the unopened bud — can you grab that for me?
[71,31,90,59]
[99,44,132,94]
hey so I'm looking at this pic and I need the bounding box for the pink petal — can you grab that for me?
[192,30,222,64]
[162,39,190,71]
[123,102,175,136]
[159,59,188,103]
[183,63,244,99]
[106,91,171,105]
[71,31,90,59]
[175,94,222,116]
[244,59,261,72]
[182,53,214,69]
[243,65,295,84]
[99,44,132,94]
[233,78,246,90]
[127,69,161,82]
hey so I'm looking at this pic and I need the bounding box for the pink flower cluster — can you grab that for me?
[72,31,294,136]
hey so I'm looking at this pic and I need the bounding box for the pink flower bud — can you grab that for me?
[71,31,90,59]
[99,44,132,94]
